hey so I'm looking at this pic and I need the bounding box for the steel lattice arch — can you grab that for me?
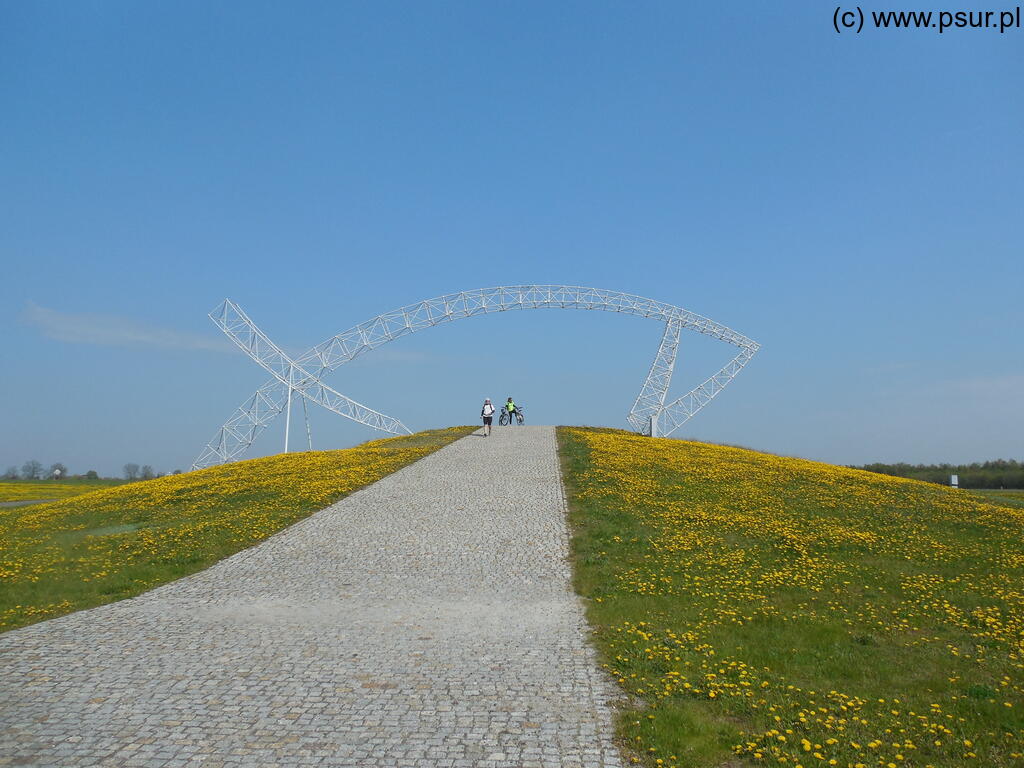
[192,285,760,470]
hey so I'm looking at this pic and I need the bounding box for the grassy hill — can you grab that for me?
[558,427,1024,768]
[0,427,472,633]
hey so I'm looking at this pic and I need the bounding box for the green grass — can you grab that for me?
[970,489,1024,510]
[558,427,1024,768]
[1,427,473,633]
[0,477,126,502]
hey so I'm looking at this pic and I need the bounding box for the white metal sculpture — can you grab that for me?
[192,285,759,469]
[626,318,682,437]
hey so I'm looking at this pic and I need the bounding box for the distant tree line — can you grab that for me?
[851,459,1024,489]
[2,461,183,481]
[3,460,68,480]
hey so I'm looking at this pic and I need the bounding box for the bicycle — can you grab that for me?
[499,406,525,426]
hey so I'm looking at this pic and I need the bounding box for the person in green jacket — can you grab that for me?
[505,397,518,425]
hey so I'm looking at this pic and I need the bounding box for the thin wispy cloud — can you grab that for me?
[22,302,232,353]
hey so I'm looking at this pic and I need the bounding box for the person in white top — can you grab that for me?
[480,398,496,436]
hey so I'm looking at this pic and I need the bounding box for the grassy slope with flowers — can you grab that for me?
[0,426,473,633]
[558,427,1024,768]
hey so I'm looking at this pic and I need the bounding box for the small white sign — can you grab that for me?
[951,474,959,488]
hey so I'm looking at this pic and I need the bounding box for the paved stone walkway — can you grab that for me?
[0,426,622,767]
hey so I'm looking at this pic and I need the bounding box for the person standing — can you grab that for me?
[505,397,517,425]
[481,398,496,436]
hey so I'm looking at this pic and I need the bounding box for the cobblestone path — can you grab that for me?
[0,426,622,767]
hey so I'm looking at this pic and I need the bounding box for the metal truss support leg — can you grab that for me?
[655,347,756,438]
[284,372,293,454]
[627,318,682,435]
[301,395,312,450]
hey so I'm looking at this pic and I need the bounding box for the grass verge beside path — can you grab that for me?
[0,478,125,502]
[1,427,473,633]
[558,427,1024,768]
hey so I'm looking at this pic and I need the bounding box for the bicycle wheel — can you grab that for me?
[499,411,509,426]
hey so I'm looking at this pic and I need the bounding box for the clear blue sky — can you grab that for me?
[1,2,1021,476]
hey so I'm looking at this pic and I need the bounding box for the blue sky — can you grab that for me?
[1,1,1021,476]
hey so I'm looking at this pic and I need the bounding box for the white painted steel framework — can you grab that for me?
[192,285,759,469]
[627,318,683,437]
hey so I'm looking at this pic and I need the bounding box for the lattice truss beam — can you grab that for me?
[192,285,760,469]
